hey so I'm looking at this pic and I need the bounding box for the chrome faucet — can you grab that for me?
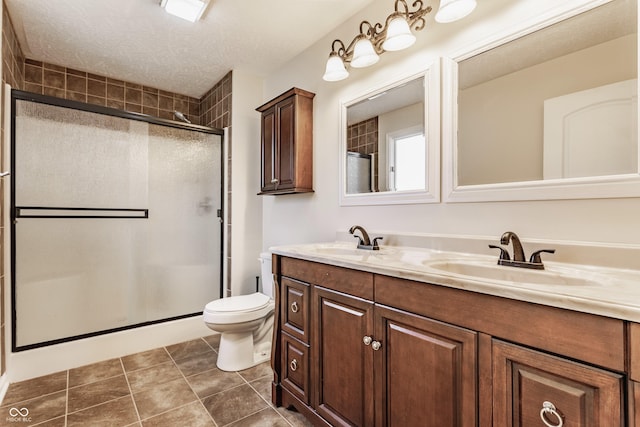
[349,225,383,250]
[489,231,555,270]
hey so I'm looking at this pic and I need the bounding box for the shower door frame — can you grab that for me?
[10,89,225,352]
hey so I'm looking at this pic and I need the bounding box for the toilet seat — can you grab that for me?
[203,292,274,324]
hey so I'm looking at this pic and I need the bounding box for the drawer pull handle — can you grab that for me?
[290,301,299,313]
[540,401,563,427]
[290,359,298,372]
[371,340,381,351]
[363,336,372,346]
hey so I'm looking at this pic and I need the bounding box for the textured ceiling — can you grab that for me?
[5,0,373,98]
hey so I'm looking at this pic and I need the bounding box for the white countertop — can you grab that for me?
[270,241,640,323]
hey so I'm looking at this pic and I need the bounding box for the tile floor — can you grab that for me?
[0,335,313,427]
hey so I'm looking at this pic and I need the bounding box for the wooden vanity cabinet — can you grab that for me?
[271,255,628,427]
[256,88,314,195]
[273,256,479,427]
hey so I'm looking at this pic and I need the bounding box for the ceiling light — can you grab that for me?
[435,0,477,23]
[160,0,209,22]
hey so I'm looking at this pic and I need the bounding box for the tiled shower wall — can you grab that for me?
[198,71,233,296]
[0,1,234,375]
[22,60,202,125]
[347,117,379,192]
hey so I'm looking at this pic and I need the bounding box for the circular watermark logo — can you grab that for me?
[6,407,31,423]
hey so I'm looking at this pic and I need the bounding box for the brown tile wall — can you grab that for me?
[199,71,232,296]
[22,60,201,125]
[347,117,379,191]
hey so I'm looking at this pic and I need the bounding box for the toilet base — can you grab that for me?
[216,332,272,371]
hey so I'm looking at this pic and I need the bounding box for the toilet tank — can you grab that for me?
[259,252,274,298]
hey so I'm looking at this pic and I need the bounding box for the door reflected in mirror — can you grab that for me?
[457,0,637,186]
[346,77,425,194]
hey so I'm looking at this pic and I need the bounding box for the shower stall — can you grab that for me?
[10,90,224,351]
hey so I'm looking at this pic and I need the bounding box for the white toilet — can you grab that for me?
[203,252,275,371]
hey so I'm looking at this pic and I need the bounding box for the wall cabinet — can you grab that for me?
[271,255,629,426]
[256,88,315,195]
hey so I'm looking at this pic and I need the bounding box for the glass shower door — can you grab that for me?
[12,95,223,350]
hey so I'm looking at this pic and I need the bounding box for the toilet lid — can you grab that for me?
[204,292,270,313]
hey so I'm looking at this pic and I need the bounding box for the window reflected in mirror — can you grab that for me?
[345,77,425,194]
[457,0,637,186]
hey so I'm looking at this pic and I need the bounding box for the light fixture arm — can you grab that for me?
[329,0,432,64]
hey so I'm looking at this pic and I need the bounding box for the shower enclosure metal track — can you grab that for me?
[15,206,149,219]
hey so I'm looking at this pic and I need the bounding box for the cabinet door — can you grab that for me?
[493,339,623,427]
[374,305,477,427]
[260,106,276,192]
[276,96,296,191]
[313,286,374,427]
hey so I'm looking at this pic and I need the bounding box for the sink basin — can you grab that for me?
[425,260,604,287]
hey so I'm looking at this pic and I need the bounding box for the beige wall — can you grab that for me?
[252,0,640,255]
[458,34,636,185]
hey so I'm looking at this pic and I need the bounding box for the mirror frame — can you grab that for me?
[442,0,640,203]
[339,63,441,206]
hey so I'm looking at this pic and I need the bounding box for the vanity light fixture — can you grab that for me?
[160,0,209,22]
[322,0,476,82]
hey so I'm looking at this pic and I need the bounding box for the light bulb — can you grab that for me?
[351,36,379,68]
[382,15,416,51]
[323,53,349,82]
[435,0,477,23]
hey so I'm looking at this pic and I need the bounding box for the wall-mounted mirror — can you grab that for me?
[339,66,440,205]
[443,0,639,202]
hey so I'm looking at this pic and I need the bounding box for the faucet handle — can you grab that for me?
[529,249,556,264]
[489,245,511,261]
[372,237,383,250]
[352,235,365,246]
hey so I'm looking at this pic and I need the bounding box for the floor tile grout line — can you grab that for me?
[169,341,220,427]
[244,375,295,427]
[119,357,143,425]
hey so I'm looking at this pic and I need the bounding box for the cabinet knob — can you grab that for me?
[371,341,381,351]
[290,359,298,372]
[271,178,279,184]
[540,401,563,427]
[290,301,299,313]
[363,336,372,346]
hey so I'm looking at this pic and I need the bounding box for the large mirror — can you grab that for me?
[339,66,440,205]
[443,0,639,202]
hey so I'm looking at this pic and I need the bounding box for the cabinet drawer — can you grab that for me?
[281,257,373,300]
[492,339,623,427]
[281,332,310,405]
[281,277,309,343]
